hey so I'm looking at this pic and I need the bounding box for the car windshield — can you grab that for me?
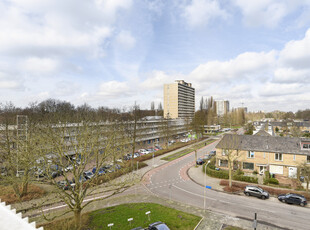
[156,224,170,230]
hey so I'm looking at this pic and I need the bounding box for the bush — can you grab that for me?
[235,169,244,176]
[253,170,258,175]
[204,165,229,179]
[267,178,279,185]
[233,174,258,183]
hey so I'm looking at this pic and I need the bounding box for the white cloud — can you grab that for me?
[279,29,310,69]
[273,68,310,83]
[22,57,60,75]
[98,81,131,98]
[116,30,136,50]
[183,0,228,27]
[233,0,310,28]
[140,71,180,90]
[189,51,276,82]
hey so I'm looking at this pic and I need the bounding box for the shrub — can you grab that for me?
[267,178,279,185]
[204,165,229,179]
[253,170,258,175]
[235,169,244,176]
[233,174,258,183]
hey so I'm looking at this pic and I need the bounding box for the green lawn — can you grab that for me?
[43,203,201,230]
[161,139,217,161]
[88,203,200,230]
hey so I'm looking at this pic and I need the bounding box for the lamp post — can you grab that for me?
[204,160,211,211]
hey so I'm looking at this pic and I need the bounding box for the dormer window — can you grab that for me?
[301,143,310,150]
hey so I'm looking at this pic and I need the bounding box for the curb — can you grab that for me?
[193,217,204,230]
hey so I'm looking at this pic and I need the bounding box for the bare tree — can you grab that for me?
[298,162,310,192]
[0,114,38,199]
[218,134,241,188]
[35,118,130,229]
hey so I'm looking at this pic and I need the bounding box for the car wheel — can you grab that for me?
[261,196,266,200]
[245,192,250,196]
[300,202,305,207]
[281,199,285,203]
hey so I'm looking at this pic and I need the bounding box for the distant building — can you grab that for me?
[237,107,247,113]
[215,100,229,116]
[163,80,195,119]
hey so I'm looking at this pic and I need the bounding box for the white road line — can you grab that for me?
[172,185,276,214]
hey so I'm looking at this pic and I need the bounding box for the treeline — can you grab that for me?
[265,109,310,121]
[0,99,163,124]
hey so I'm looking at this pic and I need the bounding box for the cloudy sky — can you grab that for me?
[1,0,310,112]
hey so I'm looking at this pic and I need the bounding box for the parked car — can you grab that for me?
[57,180,74,190]
[148,221,170,230]
[278,193,307,207]
[244,186,269,200]
[147,148,155,153]
[209,150,216,156]
[154,145,162,150]
[203,154,211,160]
[92,167,106,175]
[139,149,150,155]
[64,164,74,172]
[196,158,205,165]
[131,227,144,230]
[83,171,94,180]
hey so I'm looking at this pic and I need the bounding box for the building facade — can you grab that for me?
[215,100,229,116]
[215,134,310,178]
[163,80,195,119]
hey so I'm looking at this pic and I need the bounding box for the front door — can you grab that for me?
[259,166,267,175]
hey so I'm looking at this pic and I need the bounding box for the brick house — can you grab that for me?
[215,134,310,178]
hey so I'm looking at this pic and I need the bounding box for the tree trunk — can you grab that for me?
[228,161,232,188]
[21,181,28,198]
[74,209,82,230]
[307,181,309,193]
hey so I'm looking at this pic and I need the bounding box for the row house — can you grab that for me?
[215,134,310,178]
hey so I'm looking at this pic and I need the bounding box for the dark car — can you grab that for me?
[148,221,170,230]
[196,158,205,165]
[209,150,216,156]
[203,154,211,161]
[57,180,74,190]
[244,186,269,200]
[131,227,144,230]
[278,193,307,207]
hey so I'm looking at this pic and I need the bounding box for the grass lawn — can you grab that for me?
[161,139,217,161]
[44,203,201,230]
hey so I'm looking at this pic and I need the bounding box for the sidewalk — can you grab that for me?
[188,165,224,191]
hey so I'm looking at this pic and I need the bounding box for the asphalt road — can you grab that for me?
[145,141,310,230]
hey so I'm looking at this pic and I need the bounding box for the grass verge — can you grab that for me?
[42,203,201,230]
[161,139,217,161]
[0,184,46,204]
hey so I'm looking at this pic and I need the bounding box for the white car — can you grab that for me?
[139,149,150,155]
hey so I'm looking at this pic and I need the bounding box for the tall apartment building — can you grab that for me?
[163,80,195,119]
[215,100,229,116]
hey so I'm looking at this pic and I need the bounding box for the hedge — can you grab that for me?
[204,166,229,179]
[233,174,258,183]
[204,164,257,183]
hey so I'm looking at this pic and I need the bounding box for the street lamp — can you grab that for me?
[204,160,211,211]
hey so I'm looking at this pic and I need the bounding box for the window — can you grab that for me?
[264,152,265,158]
[247,151,255,158]
[307,156,310,163]
[219,159,228,167]
[243,162,254,170]
[302,143,309,149]
[275,153,283,161]
[293,155,296,161]
[222,149,228,156]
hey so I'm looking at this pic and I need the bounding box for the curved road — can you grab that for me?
[143,141,310,230]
